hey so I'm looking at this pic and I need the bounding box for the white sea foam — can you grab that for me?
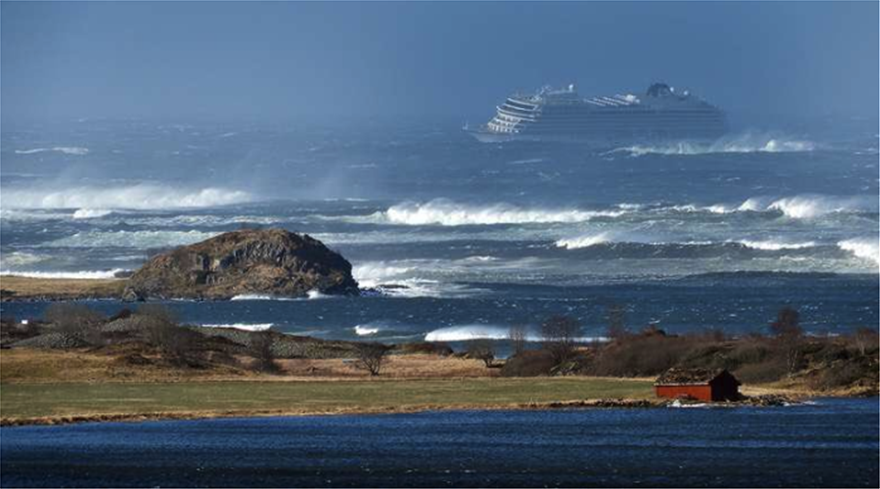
[735,239,818,251]
[231,294,288,301]
[425,324,519,342]
[72,208,113,219]
[837,238,880,265]
[44,230,218,249]
[424,324,606,342]
[2,184,251,210]
[197,323,274,332]
[306,289,330,300]
[611,134,815,157]
[0,251,48,268]
[0,269,126,279]
[555,232,614,249]
[352,262,414,289]
[354,325,380,336]
[380,199,624,226]
[766,196,862,219]
[15,146,90,156]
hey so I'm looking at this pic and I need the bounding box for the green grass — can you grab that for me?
[0,378,654,420]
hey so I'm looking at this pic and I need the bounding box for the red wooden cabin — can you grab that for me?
[654,368,741,402]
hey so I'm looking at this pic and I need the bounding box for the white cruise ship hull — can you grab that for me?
[469,82,728,146]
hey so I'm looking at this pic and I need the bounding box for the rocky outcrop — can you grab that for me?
[123,229,359,300]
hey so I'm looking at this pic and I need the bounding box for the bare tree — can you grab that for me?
[541,315,582,365]
[605,304,628,342]
[770,307,803,377]
[508,324,528,356]
[852,327,878,356]
[467,339,495,367]
[138,304,198,365]
[44,303,105,346]
[355,342,388,376]
[250,332,278,373]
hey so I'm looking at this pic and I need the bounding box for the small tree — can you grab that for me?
[852,327,878,356]
[250,332,278,373]
[508,324,528,356]
[139,304,198,366]
[44,303,105,346]
[541,315,582,365]
[467,339,495,367]
[605,304,628,342]
[355,342,388,376]
[770,307,803,377]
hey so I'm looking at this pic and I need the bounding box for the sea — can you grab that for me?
[1,117,878,342]
[1,399,878,487]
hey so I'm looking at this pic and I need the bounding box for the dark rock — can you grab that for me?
[123,229,359,300]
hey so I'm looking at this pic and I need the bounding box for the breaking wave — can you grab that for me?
[72,208,114,219]
[424,324,607,342]
[1,184,251,210]
[837,238,880,265]
[556,232,614,249]
[610,134,815,157]
[353,262,414,289]
[735,239,818,251]
[379,199,625,226]
[197,323,274,332]
[0,251,48,268]
[354,325,380,336]
[44,230,218,249]
[665,195,875,219]
[0,269,127,279]
[230,294,295,301]
[14,146,90,156]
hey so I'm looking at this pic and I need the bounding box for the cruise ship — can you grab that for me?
[465,82,728,144]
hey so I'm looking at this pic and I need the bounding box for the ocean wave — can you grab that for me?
[555,232,614,249]
[354,325,380,336]
[197,323,274,332]
[0,251,48,268]
[230,294,295,301]
[424,324,607,342]
[1,183,251,210]
[735,239,818,251]
[0,268,127,279]
[353,261,414,289]
[14,146,90,156]
[44,230,218,249]
[610,134,815,157]
[664,195,874,219]
[837,238,880,265]
[379,199,625,226]
[72,208,114,219]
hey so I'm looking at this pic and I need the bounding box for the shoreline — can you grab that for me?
[2,392,834,428]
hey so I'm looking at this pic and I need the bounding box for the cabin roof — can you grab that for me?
[654,368,739,386]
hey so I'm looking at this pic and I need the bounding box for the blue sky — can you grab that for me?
[2,2,877,121]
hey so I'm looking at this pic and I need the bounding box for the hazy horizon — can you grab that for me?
[2,1,878,123]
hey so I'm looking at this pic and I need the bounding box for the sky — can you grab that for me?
[2,1,878,121]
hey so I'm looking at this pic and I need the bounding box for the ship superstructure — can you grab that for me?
[467,83,728,144]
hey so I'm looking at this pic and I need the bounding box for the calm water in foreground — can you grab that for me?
[1,398,877,487]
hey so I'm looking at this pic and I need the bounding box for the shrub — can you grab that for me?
[541,315,581,365]
[466,339,495,367]
[43,303,105,346]
[500,350,557,377]
[355,343,388,376]
[250,332,278,373]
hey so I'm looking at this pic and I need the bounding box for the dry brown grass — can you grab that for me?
[0,348,498,383]
[0,276,126,301]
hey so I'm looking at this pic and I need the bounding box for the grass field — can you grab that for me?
[0,276,126,300]
[0,377,655,423]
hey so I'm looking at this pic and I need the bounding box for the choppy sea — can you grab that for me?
[1,398,877,487]
[1,118,877,341]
